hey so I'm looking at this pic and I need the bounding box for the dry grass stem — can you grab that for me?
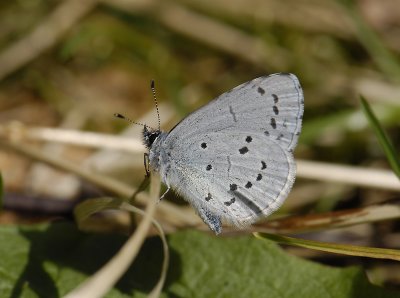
[262,204,400,234]
[0,123,145,153]
[2,125,399,192]
[0,139,200,227]
[297,160,400,191]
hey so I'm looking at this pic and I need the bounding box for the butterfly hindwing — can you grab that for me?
[164,131,295,228]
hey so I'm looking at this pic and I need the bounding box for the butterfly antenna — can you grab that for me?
[150,80,161,131]
[114,113,150,129]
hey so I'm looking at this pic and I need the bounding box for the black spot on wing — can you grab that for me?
[245,181,252,188]
[205,193,212,201]
[245,136,252,143]
[206,164,212,171]
[256,174,262,181]
[272,94,279,103]
[257,87,265,95]
[239,146,249,154]
[270,118,277,129]
[224,198,235,206]
[201,142,207,149]
[261,161,267,170]
[230,184,238,191]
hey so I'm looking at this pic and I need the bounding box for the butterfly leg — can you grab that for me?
[198,207,221,235]
[143,153,150,177]
[159,186,170,202]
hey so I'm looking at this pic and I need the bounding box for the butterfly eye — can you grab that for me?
[148,132,159,146]
[149,134,157,144]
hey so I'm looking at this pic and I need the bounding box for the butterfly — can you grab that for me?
[121,73,303,234]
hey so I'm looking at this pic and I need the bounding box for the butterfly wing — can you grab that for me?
[167,73,303,151]
[164,130,295,228]
[157,73,303,232]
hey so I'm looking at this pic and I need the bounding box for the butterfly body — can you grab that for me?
[143,73,304,234]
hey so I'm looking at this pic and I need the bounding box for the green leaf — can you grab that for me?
[0,223,398,297]
[74,197,124,230]
[360,96,400,178]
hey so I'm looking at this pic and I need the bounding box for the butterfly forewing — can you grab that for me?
[167,73,303,151]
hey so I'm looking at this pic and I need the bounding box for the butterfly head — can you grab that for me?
[142,125,161,149]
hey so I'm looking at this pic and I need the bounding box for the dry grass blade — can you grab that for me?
[260,204,400,234]
[254,232,400,261]
[74,196,169,297]
[64,174,161,298]
[121,202,169,298]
